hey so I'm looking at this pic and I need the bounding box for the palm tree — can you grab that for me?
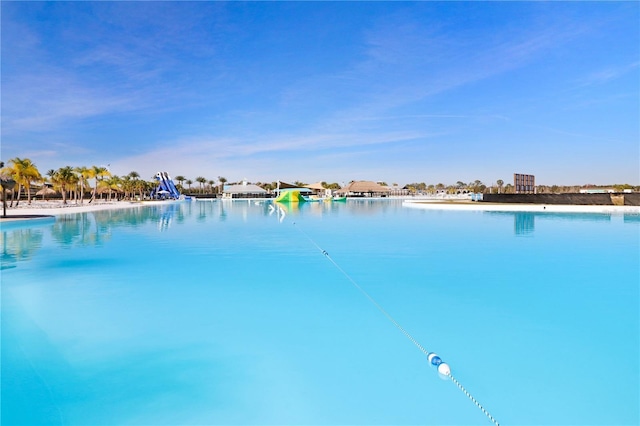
[127,171,142,199]
[7,157,42,206]
[51,166,77,204]
[42,169,57,200]
[74,166,92,204]
[138,180,152,199]
[208,180,215,193]
[186,179,193,193]
[218,176,227,194]
[196,176,206,194]
[0,162,15,217]
[89,166,111,202]
[496,179,504,194]
[104,175,122,201]
[121,176,134,200]
[174,175,186,191]
[261,182,275,192]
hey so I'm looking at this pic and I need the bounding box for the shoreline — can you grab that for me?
[1,198,639,223]
[403,199,640,213]
[0,200,179,222]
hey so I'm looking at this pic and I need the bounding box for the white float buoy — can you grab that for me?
[437,362,451,376]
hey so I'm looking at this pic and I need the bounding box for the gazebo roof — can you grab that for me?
[224,183,267,194]
[338,181,390,193]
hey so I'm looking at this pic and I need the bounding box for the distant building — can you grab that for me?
[386,184,409,196]
[222,180,268,199]
[579,189,610,194]
[580,188,629,194]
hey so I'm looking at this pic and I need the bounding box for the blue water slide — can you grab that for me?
[159,178,171,195]
[163,173,181,198]
[154,172,181,199]
[154,173,165,198]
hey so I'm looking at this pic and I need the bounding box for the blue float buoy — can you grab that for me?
[427,352,441,365]
[428,352,450,376]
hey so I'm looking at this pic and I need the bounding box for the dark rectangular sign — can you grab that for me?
[514,173,535,194]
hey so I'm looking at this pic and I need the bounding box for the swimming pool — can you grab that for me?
[2,200,638,425]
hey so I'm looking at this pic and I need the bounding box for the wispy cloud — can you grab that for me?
[285,8,598,133]
[112,127,433,181]
[1,71,144,133]
[1,2,231,135]
[576,61,640,87]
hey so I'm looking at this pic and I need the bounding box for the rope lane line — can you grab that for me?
[291,221,500,426]
[450,374,500,426]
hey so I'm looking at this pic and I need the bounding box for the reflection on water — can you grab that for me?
[1,228,44,270]
[537,212,612,222]
[52,214,113,247]
[273,198,376,218]
[346,198,400,215]
[0,205,193,269]
[486,211,614,235]
[514,213,535,235]
[1,202,633,259]
[51,203,192,243]
[623,213,640,223]
[4,201,633,255]
[157,203,185,230]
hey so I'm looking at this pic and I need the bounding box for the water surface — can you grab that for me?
[2,200,638,425]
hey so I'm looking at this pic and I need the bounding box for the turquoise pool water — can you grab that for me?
[2,200,638,425]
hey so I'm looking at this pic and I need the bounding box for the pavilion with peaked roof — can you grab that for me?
[305,182,326,191]
[276,181,298,189]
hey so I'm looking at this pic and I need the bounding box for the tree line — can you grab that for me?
[0,158,169,205]
[403,180,637,195]
[1,157,636,205]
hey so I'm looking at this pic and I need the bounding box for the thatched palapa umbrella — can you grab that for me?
[336,181,390,197]
[36,186,57,200]
[97,185,122,201]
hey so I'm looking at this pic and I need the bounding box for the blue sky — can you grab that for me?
[2,1,638,186]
